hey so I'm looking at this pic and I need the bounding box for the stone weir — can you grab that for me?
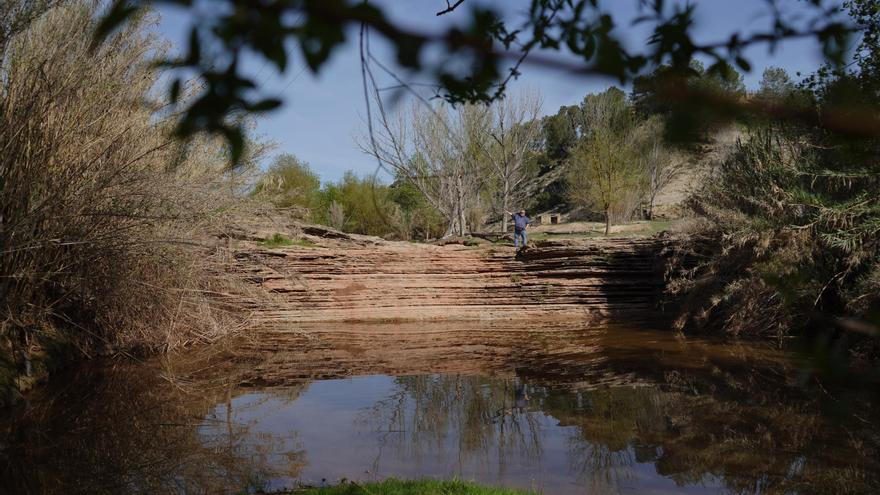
[228,231,669,325]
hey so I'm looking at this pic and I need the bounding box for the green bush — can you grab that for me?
[259,233,295,248]
[252,154,322,213]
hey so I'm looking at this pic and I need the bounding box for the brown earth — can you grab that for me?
[222,223,670,326]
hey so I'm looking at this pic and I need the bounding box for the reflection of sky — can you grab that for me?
[200,375,725,494]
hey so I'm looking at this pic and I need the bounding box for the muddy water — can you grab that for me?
[2,322,879,494]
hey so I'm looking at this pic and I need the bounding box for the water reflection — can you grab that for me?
[2,323,879,494]
[357,378,719,494]
[0,362,306,494]
[359,376,545,484]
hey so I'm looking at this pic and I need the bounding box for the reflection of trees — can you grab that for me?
[647,369,879,495]
[199,384,308,488]
[345,339,880,495]
[3,323,878,495]
[360,374,543,474]
[496,324,880,494]
[549,388,651,493]
[537,366,880,495]
[0,361,307,495]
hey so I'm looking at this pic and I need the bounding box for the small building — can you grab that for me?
[535,210,568,225]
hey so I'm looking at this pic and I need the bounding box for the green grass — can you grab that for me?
[259,233,294,247]
[529,219,675,241]
[291,479,534,495]
[293,238,317,247]
[644,219,672,234]
[259,233,317,248]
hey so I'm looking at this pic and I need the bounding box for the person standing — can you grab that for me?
[514,376,530,413]
[507,209,530,249]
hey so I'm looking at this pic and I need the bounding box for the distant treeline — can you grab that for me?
[252,155,446,240]
[251,60,785,238]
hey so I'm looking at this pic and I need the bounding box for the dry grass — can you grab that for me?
[0,1,263,377]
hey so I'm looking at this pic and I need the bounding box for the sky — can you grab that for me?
[154,0,846,183]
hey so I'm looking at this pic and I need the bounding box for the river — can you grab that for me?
[2,321,878,494]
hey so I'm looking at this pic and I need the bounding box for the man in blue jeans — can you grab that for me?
[508,209,530,249]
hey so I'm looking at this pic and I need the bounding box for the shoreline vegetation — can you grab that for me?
[0,2,269,405]
[285,479,534,495]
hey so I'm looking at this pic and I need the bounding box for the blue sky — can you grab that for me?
[154,0,845,183]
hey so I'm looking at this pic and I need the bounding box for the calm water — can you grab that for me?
[2,322,879,494]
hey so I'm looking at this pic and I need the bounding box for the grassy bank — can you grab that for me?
[291,479,534,495]
[527,219,674,243]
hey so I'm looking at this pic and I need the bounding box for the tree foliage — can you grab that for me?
[252,153,322,212]
[361,102,490,237]
[758,67,796,98]
[93,0,865,161]
[317,172,394,237]
[566,89,646,234]
[631,60,746,142]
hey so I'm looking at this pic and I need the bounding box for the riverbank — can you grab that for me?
[291,479,533,494]
[0,216,676,407]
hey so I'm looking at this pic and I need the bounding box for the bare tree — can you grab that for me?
[360,102,489,237]
[480,89,543,233]
[635,118,685,220]
[328,200,346,230]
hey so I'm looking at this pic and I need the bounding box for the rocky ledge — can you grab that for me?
[227,228,670,325]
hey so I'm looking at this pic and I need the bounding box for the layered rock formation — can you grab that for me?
[229,234,668,324]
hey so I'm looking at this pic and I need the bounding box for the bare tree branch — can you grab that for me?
[436,0,466,16]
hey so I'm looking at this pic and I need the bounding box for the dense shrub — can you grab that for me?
[669,2,880,343]
[0,1,250,371]
[672,122,879,339]
[251,153,321,214]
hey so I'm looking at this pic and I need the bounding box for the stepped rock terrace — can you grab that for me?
[227,232,670,324]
